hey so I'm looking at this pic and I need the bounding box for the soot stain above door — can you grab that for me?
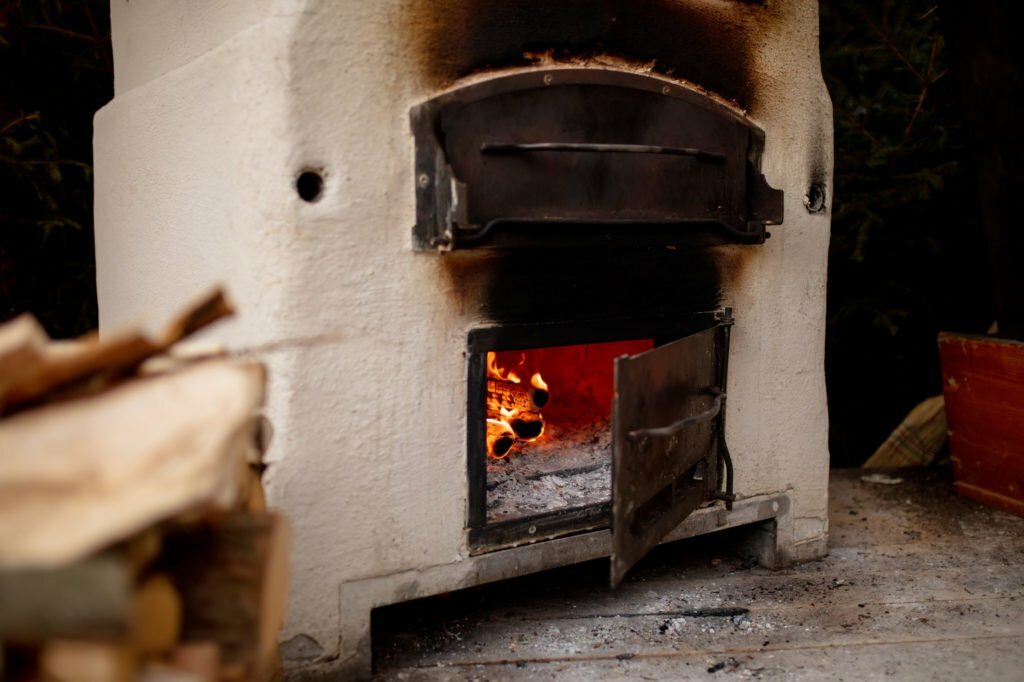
[404,0,774,110]
[442,248,724,325]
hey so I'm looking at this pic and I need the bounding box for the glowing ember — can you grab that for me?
[485,352,549,458]
[486,418,516,459]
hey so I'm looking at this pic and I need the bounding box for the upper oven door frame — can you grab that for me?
[411,67,783,251]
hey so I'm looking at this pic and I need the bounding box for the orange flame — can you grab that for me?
[486,353,550,459]
[487,353,521,383]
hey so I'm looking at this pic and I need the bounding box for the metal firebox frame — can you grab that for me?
[411,68,784,251]
[465,311,735,556]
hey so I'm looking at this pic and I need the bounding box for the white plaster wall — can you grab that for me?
[95,0,832,667]
[108,0,283,94]
[719,1,834,548]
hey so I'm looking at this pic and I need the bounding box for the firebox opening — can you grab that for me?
[484,339,654,523]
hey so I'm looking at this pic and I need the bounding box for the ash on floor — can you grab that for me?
[376,469,1024,681]
[486,419,612,522]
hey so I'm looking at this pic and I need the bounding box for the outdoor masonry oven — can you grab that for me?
[92,3,834,675]
[413,68,784,585]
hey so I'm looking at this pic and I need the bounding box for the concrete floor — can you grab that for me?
[372,469,1024,680]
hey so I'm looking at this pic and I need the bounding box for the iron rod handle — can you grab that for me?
[627,390,725,441]
[480,142,726,162]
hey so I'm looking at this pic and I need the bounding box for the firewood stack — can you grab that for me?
[0,290,288,682]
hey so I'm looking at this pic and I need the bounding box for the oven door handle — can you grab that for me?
[480,142,726,162]
[627,389,725,441]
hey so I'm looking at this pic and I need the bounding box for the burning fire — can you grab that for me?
[485,352,550,459]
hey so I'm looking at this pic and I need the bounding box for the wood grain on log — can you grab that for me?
[487,378,548,413]
[0,360,266,568]
[131,574,182,655]
[38,640,135,682]
[0,288,233,414]
[164,512,289,678]
[0,556,132,641]
[169,642,220,682]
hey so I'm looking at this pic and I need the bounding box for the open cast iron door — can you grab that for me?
[611,323,729,586]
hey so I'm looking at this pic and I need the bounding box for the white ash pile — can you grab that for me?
[486,419,613,521]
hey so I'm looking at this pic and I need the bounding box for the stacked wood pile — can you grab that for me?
[0,290,288,682]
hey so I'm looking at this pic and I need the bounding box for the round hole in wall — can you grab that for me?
[804,182,827,214]
[296,169,324,203]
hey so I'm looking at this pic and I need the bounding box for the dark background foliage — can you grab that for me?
[0,1,998,466]
[0,0,111,338]
[821,1,993,466]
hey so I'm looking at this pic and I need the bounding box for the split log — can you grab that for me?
[131,574,183,655]
[0,288,233,414]
[510,415,545,440]
[164,512,289,678]
[486,419,516,458]
[169,642,220,682]
[0,359,266,568]
[39,640,135,682]
[0,315,49,408]
[487,378,549,413]
[0,556,132,642]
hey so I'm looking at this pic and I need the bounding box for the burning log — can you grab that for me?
[486,419,517,459]
[487,378,549,413]
[510,415,545,440]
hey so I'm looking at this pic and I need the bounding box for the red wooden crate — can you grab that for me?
[938,332,1024,516]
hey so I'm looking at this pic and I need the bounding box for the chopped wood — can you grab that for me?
[131,574,183,655]
[0,359,266,568]
[486,419,517,458]
[0,290,289,681]
[38,639,135,682]
[0,288,233,415]
[164,512,289,679]
[510,414,545,440]
[0,315,49,407]
[136,664,207,682]
[0,555,132,642]
[487,378,548,413]
[245,467,268,513]
[169,642,220,682]
[118,528,164,575]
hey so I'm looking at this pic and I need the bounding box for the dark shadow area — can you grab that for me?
[0,0,111,337]
[371,525,764,675]
[821,1,994,467]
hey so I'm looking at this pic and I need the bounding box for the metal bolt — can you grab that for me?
[528,525,537,535]
[543,73,554,85]
[417,173,430,188]
[661,85,671,95]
